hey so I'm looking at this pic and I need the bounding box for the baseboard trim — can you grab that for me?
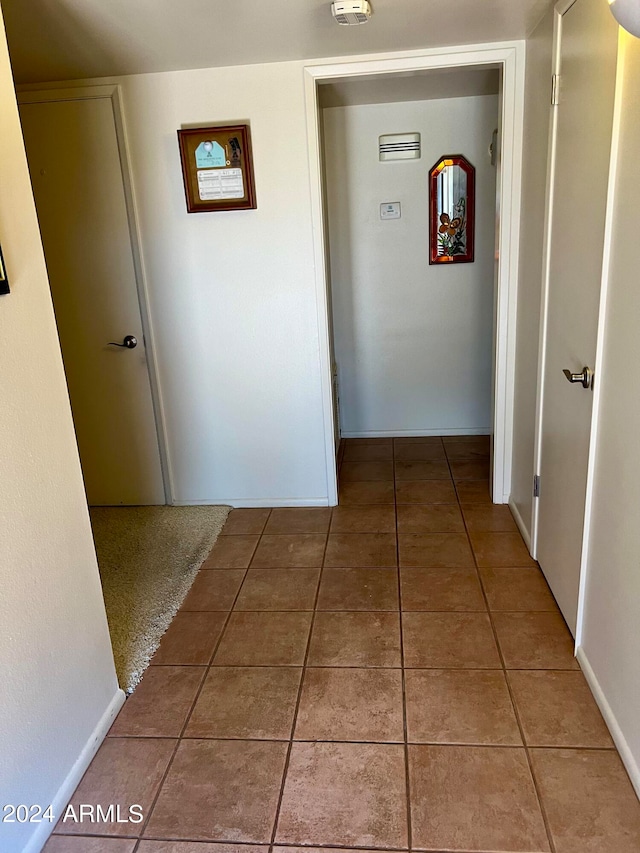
[23,688,126,853]
[172,498,331,508]
[341,428,491,438]
[509,498,532,552]
[576,646,640,799]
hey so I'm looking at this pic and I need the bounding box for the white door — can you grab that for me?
[19,96,165,506]
[536,0,618,633]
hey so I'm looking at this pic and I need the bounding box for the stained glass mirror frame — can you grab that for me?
[429,155,476,265]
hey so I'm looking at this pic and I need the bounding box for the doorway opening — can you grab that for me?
[320,67,499,451]
[303,45,525,510]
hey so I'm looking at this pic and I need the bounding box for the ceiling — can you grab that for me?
[318,66,501,108]
[2,0,552,85]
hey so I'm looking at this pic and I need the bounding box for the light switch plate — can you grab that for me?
[380,202,401,220]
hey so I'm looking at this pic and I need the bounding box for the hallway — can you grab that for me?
[45,437,640,853]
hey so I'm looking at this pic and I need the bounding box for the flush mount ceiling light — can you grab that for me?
[331,1,372,25]
[609,0,640,37]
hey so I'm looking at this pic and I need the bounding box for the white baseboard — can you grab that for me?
[341,428,491,438]
[172,498,331,508]
[576,646,640,800]
[509,498,532,552]
[23,688,126,853]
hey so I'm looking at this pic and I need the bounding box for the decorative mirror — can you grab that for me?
[429,155,475,264]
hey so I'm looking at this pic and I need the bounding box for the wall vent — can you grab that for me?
[379,132,421,162]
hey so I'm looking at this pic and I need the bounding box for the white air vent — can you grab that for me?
[331,1,372,25]
[379,132,421,162]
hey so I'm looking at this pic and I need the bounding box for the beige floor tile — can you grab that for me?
[398,533,474,568]
[274,848,387,853]
[409,744,550,852]
[151,612,227,666]
[54,738,175,837]
[109,666,205,737]
[449,459,491,481]
[221,509,271,535]
[393,442,446,461]
[343,443,393,461]
[455,480,493,504]
[508,671,614,748]
[324,533,397,568]
[308,612,401,667]
[264,508,331,534]
[345,437,393,445]
[276,742,408,848]
[251,534,326,568]
[405,669,522,745]
[340,461,394,481]
[180,570,245,611]
[470,531,537,568]
[493,612,580,670]
[204,535,259,569]
[400,568,486,612]
[443,434,491,447]
[185,666,302,739]
[394,435,444,445]
[295,667,404,742]
[317,568,399,611]
[531,748,640,853]
[396,504,464,534]
[444,439,490,459]
[144,740,287,842]
[330,505,396,533]
[403,612,501,668]
[213,612,312,666]
[44,840,137,852]
[139,844,267,853]
[395,479,457,504]
[338,481,396,505]
[462,503,519,533]
[480,567,558,611]
[234,568,319,610]
[394,459,451,480]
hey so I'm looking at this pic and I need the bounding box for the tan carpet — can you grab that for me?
[90,505,230,693]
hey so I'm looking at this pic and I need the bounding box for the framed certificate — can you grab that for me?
[177,124,257,213]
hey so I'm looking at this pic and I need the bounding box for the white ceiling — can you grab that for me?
[318,66,501,108]
[2,0,552,85]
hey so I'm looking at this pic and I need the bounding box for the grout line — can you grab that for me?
[393,437,413,851]
[267,513,330,847]
[455,463,558,853]
[135,549,252,839]
[147,660,581,672]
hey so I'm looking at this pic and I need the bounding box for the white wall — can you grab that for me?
[323,95,498,436]
[0,9,123,852]
[579,30,640,796]
[510,7,553,539]
[117,65,330,505]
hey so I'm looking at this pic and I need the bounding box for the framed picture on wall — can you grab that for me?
[177,124,257,213]
[429,155,475,264]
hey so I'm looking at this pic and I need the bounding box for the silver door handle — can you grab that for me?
[108,335,137,349]
[563,366,593,389]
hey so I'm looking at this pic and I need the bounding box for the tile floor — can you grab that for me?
[46,436,640,853]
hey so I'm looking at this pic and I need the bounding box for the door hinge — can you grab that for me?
[551,74,560,106]
[533,474,541,498]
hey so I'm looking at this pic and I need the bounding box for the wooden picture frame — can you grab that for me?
[177,124,257,213]
[429,154,475,264]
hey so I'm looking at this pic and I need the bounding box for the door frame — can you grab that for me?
[530,0,623,644]
[303,41,526,507]
[17,84,172,504]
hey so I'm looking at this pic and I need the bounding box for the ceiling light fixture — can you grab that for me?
[331,1,372,26]
[608,0,640,37]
